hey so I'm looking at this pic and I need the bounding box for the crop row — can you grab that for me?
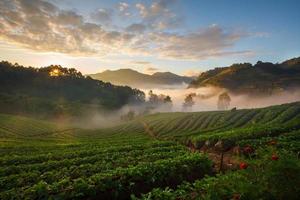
[0,154,213,200]
[139,102,300,139]
[0,141,177,166]
[1,150,188,192]
[0,144,186,177]
[0,114,60,137]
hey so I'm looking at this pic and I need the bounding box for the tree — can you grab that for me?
[182,93,196,111]
[120,110,135,121]
[148,90,160,106]
[163,95,172,104]
[146,91,173,112]
[163,95,173,111]
[217,92,231,110]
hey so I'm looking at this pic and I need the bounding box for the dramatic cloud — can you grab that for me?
[0,0,133,56]
[0,0,251,60]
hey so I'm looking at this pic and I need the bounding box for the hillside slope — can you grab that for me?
[189,57,300,95]
[133,101,300,147]
[89,69,193,88]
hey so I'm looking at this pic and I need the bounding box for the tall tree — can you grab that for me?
[217,92,231,110]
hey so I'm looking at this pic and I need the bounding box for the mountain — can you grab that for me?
[189,57,300,96]
[89,69,193,88]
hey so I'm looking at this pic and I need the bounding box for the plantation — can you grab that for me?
[0,102,299,199]
[137,102,300,148]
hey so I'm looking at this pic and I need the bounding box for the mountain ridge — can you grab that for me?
[89,68,193,88]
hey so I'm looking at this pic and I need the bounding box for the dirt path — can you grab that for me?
[206,151,239,172]
[140,121,157,139]
[140,121,239,172]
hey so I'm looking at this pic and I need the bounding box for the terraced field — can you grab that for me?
[137,102,300,147]
[0,102,299,199]
[0,114,61,139]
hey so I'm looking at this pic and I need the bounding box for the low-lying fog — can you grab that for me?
[141,84,300,112]
[72,84,300,129]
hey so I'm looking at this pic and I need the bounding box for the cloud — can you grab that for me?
[135,3,148,18]
[55,10,83,26]
[131,61,151,65]
[126,23,146,33]
[90,8,113,23]
[136,0,177,19]
[183,70,202,77]
[119,2,129,12]
[0,0,251,61]
[0,0,133,56]
[135,0,182,30]
[118,2,131,16]
[145,25,251,60]
[145,67,159,73]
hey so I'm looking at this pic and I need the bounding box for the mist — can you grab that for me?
[141,84,300,112]
[66,84,300,129]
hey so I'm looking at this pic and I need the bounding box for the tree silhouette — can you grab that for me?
[217,92,231,110]
[183,93,196,111]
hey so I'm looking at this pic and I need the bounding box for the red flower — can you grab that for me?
[239,162,248,169]
[271,154,279,160]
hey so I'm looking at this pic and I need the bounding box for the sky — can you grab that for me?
[0,0,300,76]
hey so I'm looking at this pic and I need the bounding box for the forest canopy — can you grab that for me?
[0,61,145,118]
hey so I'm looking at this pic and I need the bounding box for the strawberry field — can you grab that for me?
[0,102,299,199]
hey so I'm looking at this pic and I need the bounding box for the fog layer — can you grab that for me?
[141,84,300,111]
[70,84,300,129]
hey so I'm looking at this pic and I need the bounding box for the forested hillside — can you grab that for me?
[0,61,145,118]
[189,57,300,95]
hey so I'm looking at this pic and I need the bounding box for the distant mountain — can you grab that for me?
[89,69,193,88]
[189,57,300,96]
